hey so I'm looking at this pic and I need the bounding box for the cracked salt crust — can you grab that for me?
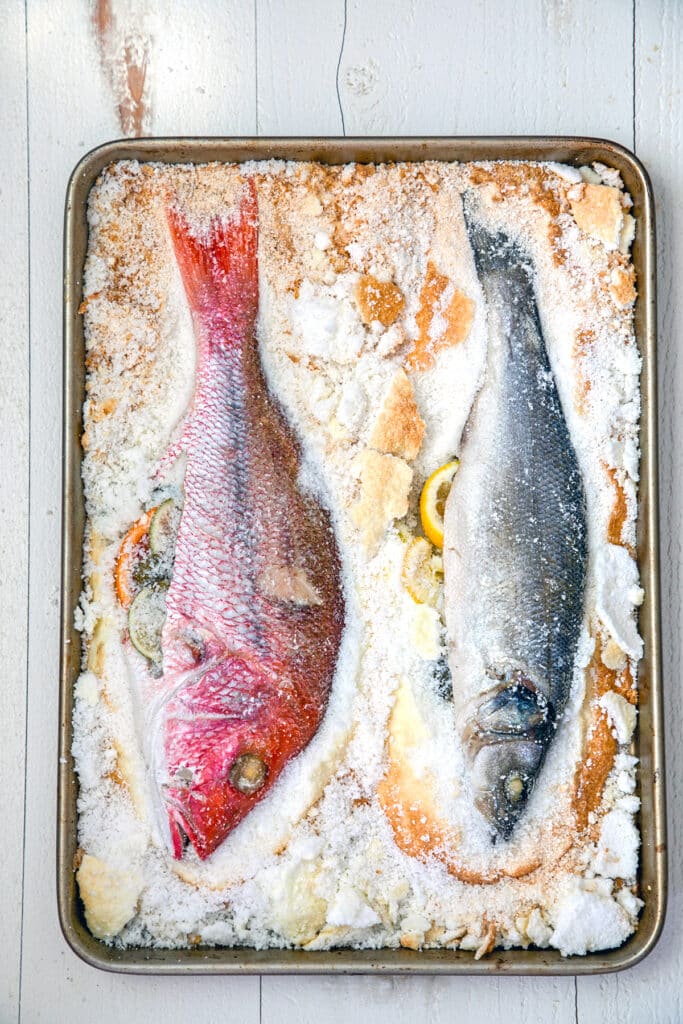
[73,157,643,957]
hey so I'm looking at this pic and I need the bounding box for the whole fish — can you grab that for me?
[443,196,587,840]
[152,181,344,860]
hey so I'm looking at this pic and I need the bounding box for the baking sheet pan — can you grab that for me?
[59,137,665,974]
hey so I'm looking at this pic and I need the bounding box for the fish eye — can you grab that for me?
[505,772,526,803]
[229,753,268,795]
[173,766,194,789]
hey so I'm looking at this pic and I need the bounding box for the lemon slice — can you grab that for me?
[401,537,442,606]
[419,460,460,548]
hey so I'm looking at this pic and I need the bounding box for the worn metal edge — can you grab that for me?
[59,136,665,974]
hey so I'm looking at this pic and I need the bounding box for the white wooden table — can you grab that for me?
[2,2,681,1020]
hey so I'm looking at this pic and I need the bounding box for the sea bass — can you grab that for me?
[443,196,587,840]
[154,181,344,860]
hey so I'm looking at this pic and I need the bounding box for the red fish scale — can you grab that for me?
[154,183,344,860]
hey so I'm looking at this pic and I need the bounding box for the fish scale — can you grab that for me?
[444,195,588,839]
[148,181,344,860]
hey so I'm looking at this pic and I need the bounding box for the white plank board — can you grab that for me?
[20,1,258,1020]
[262,975,577,1024]
[257,0,345,134]
[336,0,634,142]
[578,3,683,1020]
[144,0,258,136]
[0,4,29,1022]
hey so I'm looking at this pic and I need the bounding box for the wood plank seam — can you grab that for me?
[255,0,259,134]
[18,2,31,1021]
[632,0,637,150]
[335,0,348,134]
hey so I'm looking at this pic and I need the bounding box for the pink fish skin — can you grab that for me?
[157,181,344,860]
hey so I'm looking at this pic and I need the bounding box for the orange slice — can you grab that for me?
[114,508,157,608]
[419,460,459,548]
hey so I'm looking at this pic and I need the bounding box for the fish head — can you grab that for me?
[471,738,545,840]
[466,675,554,840]
[161,653,288,860]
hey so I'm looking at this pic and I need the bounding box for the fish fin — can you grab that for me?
[153,431,187,482]
[461,189,531,280]
[167,178,258,338]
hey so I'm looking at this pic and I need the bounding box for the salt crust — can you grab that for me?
[74,158,642,956]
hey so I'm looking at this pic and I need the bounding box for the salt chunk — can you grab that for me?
[570,184,624,249]
[616,887,643,918]
[76,596,98,634]
[622,438,640,482]
[575,625,595,669]
[301,194,323,217]
[290,278,366,363]
[526,908,552,947]
[77,854,143,940]
[583,875,614,897]
[346,242,365,265]
[308,379,336,423]
[579,165,603,185]
[267,860,327,942]
[401,912,431,936]
[593,808,640,879]
[619,213,636,254]
[410,604,441,660]
[459,929,484,952]
[616,794,640,814]
[314,231,331,251]
[621,399,640,423]
[377,323,406,357]
[617,770,636,794]
[390,880,410,901]
[336,378,366,433]
[615,344,641,376]
[201,921,235,945]
[290,835,324,861]
[598,691,637,745]
[551,882,632,956]
[593,162,624,190]
[327,888,381,928]
[602,637,627,671]
[290,282,337,359]
[595,544,644,659]
[312,398,336,424]
[75,671,100,707]
[546,162,582,183]
[616,753,639,774]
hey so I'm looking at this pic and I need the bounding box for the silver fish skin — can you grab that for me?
[443,196,588,840]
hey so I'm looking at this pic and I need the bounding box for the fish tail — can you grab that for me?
[462,189,531,281]
[167,178,258,337]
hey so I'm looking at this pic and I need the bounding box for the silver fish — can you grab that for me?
[443,195,588,840]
